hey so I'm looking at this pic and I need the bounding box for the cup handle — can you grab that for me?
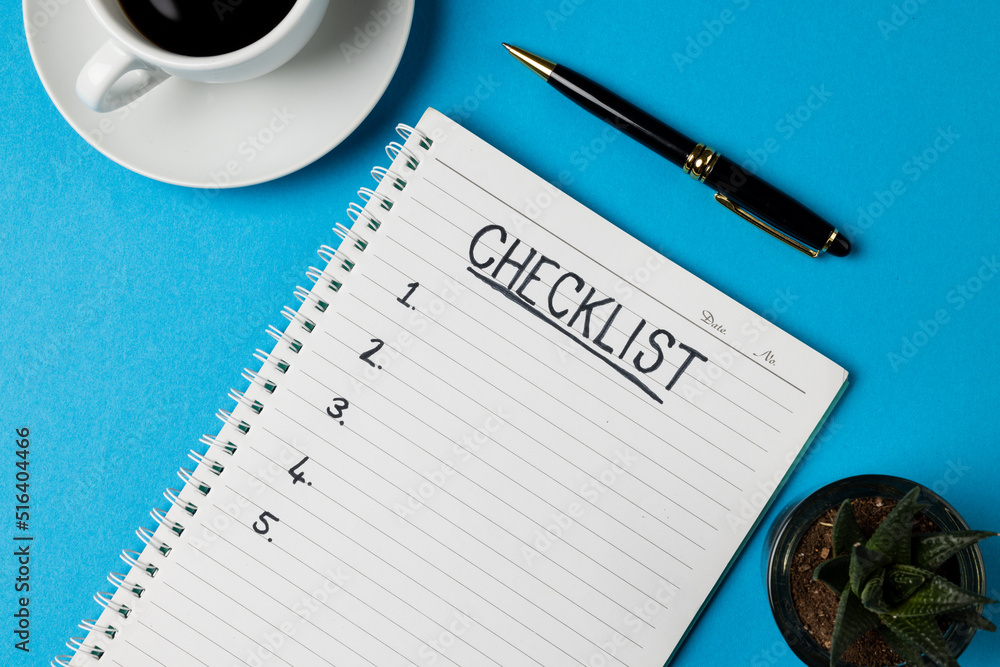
[76,40,171,113]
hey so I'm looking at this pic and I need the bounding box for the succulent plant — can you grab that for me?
[812,486,997,667]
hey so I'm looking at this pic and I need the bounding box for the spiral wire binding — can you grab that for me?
[120,549,159,577]
[252,349,291,374]
[177,468,212,496]
[136,526,172,557]
[334,222,369,251]
[106,573,145,599]
[265,325,303,354]
[93,591,130,619]
[305,265,344,293]
[79,620,117,639]
[386,141,421,170]
[348,201,382,232]
[163,488,198,516]
[371,166,408,191]
[281,305,317,334]
[150,507,185,537]
[228,388,265,414]
[188,449,226,476]
[199,433,239,456]
[294,286,330,313]
[396,123,433,149]
[57,121,433,667]
[66,638,104,660]
[358,187,395,211]
[243,366,280,392]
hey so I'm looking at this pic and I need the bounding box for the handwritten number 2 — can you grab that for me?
[359,339,384,368]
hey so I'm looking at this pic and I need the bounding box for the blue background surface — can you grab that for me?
[2,1,999,665]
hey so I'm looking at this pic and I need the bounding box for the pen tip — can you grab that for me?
[827,234,851,257]
[500,44,556,81]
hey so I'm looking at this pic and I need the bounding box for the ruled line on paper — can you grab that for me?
[189,523,509,667]
[171,566,351,666]
[241,429,653,654]
[430,161,808,395]
[175,560,417,667]
[147,594,291,666]
[269,394,692,645]
[350,257,752,506]
[405,197,688,401]
[469,268,663,404]
[267,349,706,562]
[347,273,747,508]
[159,583,315,666]
[352,262,757,494]
[405,194,789,432]
[198,507,550,667]
[265,401,670,617]
[295,305,715,552]
[306,328,720,543]
[121,638,171,666]
[357,235,760,479]
[280,355,703,558]
[274,378,688,590]
[133,616,224,667]
[319,303,729,528]
[415,177,797,412]
[228,436,648,664]
[221,475,621,667]
[378,211,775,455]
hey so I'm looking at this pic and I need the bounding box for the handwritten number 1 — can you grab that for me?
[360,339,384,367]
[397,282,419,308]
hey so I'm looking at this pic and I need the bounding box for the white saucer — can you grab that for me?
[24,0,413,188]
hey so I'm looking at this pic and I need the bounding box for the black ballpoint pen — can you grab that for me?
[502,44,851,258]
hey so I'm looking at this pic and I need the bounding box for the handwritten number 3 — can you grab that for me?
[326,398,349,421]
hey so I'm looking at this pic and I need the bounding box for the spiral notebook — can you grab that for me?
[58,108,847,667]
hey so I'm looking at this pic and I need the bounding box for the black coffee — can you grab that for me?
[118,0,297,57]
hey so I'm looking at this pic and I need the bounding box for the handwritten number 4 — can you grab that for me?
[288,456,309,485]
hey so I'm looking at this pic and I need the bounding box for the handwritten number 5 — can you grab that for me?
[253,511,279,535]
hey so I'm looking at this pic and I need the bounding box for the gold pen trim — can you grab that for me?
[502,44,555,81]
[714,194,820,258]
[683,143,719,182]
[821,229,840,254]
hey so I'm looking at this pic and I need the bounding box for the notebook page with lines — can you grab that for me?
[59,108,847,667]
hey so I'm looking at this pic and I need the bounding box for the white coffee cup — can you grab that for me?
[77,0,330,113]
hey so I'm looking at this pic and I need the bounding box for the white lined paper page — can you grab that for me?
[73,109,846,667]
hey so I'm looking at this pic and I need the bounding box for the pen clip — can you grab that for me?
[713,194,819,258]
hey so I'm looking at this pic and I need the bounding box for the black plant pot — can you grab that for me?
[766,475,988,667]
